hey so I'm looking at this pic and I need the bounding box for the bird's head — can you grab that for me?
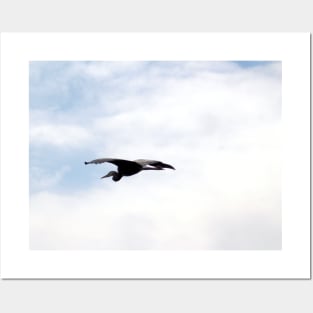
[101,171,121,182]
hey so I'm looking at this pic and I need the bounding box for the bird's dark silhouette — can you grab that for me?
[84,158,175,181]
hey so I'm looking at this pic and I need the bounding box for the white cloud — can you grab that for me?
[30,124,92,148]
[30,165,70,192]
[30,153,281,250]
[81,61,145,79]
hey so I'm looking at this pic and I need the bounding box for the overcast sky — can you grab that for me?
[29,61,281,250]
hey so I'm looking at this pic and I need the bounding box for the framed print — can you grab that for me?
[0,33,310,279]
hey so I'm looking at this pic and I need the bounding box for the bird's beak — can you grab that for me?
[101,173,111,179]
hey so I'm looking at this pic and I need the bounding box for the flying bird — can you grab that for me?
[84,158,175,181]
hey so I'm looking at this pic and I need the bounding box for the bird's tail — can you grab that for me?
[159,162,175,170]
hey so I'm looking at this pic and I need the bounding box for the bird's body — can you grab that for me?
[84,158,175,181]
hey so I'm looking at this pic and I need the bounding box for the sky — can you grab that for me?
[29,61,281,250]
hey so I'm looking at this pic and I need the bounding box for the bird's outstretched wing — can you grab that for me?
[85,158,138,168]
[134,159,175,170]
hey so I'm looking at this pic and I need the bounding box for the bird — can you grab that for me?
[84,158,175,182]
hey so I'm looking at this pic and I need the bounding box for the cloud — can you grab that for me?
[30,165,70,193]
[29,61,281,250]
[30,123,92,148]
[30,154,280,250]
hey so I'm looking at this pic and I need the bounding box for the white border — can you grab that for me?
[0,33,310,279]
